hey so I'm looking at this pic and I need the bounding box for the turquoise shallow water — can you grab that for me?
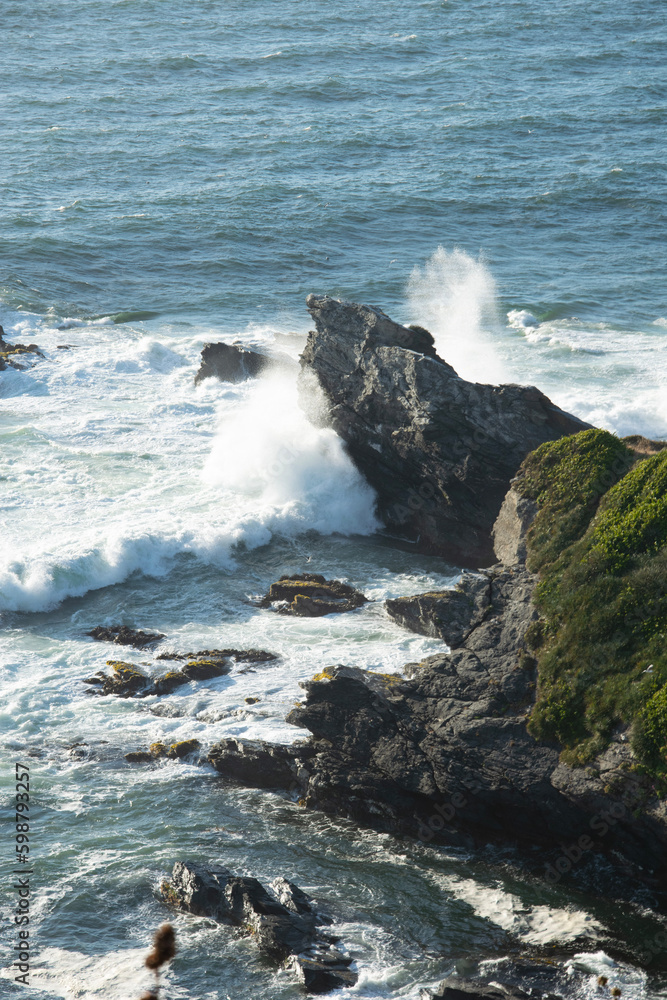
[2,1,667,998]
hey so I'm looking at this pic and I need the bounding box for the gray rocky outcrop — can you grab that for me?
[385,572,491,645]
[208,558,667,892]
[161,861,356,993]
[194,341,295,385]
[83,657,233,697]
[299,295,590,566]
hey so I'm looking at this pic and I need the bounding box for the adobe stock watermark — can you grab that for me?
[543,780,644,886]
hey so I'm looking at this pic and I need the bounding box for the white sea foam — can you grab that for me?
[507,309,539,330]
[203,368,380,535]
[406,246,505,383]
[438,875,603,946]
[0,324,379,613]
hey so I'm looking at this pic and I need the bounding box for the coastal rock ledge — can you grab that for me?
[208,464,667,897]
[299,295,589,566]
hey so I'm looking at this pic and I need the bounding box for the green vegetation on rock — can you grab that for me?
[515,430,667,780]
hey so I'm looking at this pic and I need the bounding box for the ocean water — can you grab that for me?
[1,1,667,997]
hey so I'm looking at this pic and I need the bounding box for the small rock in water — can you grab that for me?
[126,740,201,763]
[161,861,356,993]
[194,341,271,385]
[155,647,277,662]
[0,326,45,370]
[86,625,166,648]
[260,574,367,616]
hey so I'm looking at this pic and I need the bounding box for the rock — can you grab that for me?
[0,326,45,370]
[428,978,531,1000]
[125,751,155,763]
[194,342,271,385]
[167,739,201,759]
[95,660,152,697]
[86,625,165,648]
[127,740,201,762]
[299,295,590,565]
[289,953,358,993]
[260,574,367,616]
[491,486,538,566]
[161,861,356,992]
[210,563,667,890]
[208,737,312,789]
[84,657,231,697]
[385,572,491,646]
[155,647,277,663]
[153,659,232,693]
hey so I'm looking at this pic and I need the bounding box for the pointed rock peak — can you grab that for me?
[305,293,449,364]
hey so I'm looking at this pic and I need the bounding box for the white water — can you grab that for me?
[2,256,667,999]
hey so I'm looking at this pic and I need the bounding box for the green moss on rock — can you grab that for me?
[519,428,633,571]
[513,429,667,778]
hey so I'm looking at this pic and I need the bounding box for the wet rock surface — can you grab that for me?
[299,295,590,565]
[194,341,272,384]
[206,561,667,892]
[428,978,532,1000]
[0,325,45,370]
[155,647,277,663]
[162,861,356,992]
[260,574,367,616]
[86,625,166,648]
[208,737,314,789]
[125,739,202,763]
[83,657,232,697]
[385,572,491,646]
[429,957,620,1000]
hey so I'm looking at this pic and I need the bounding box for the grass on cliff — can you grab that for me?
[516,429,667,779]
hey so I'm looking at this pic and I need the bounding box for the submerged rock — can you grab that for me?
[155,647,277,663]
[86,625,166,648]
[260,574,367,616]
[385,572,491,646]
[428,957,610,1000]
[194,342,271,385]
[125,740,202,763]
[299,295,590,565]
[161,861,356,993]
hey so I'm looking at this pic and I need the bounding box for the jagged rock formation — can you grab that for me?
[206,482,667,892]
[161,861,356,993]
[299,295,590,565]
[259,574,368,616]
